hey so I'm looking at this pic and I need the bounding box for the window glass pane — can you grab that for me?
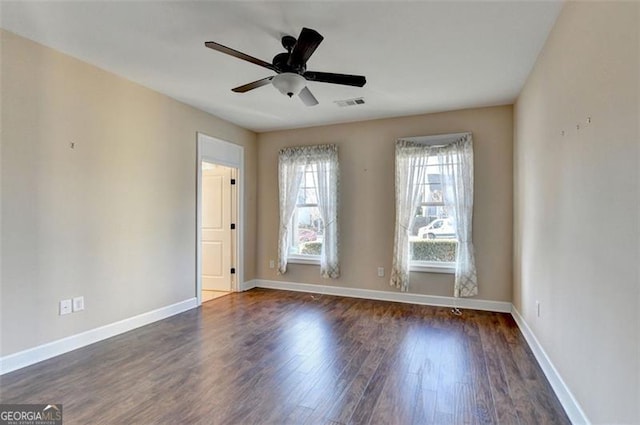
[289,206,323,256]
[302,188,317,205]
[411,208,457,262]
[297,166,318,205]
[410,158,458,263]
[410,239,458,262]
[414,209,456,238]
[289,164,324,257]
[425,174,442,203]
[411,205,452,236]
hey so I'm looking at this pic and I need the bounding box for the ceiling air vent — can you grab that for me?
[334,97,365,107]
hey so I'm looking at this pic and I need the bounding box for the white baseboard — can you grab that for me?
[0,297,198,375]
[252,279,512,313]
[239,279,258,291]
[511,307,590,425]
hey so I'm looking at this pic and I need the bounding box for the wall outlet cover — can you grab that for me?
[60,299,72,315]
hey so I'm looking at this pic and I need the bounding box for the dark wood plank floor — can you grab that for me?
[0,289,570,425]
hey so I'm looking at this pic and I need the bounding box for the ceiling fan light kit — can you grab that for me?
[205,27,366,106]
[272,73,306,98]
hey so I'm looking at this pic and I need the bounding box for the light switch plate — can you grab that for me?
[73,296,85,312]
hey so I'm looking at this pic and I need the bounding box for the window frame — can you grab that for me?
[287,164,322,265]
[409,157,457,274]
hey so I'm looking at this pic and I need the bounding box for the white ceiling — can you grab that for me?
[0,1,563,132]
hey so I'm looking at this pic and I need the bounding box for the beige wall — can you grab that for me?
[514,2,639,423]
[257,105,513,301]
[0,30,258,356]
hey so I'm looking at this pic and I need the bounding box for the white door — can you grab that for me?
[202,164,232,291]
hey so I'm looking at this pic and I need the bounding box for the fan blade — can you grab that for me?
[205,41,276,71]
[299,86,319,106]
[232,77,273,93]
[288,28,324,67]
[304,71,366,87]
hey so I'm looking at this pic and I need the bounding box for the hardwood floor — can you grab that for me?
[0,289,570,425]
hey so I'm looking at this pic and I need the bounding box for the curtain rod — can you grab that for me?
[398,132,470,146]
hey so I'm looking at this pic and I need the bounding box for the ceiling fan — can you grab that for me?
[204,27,366,106]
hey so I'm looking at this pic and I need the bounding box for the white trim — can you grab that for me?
[239,279,258,292]
[252,279,511,313]
[287,255,321,265]
[511,307,590,425]
[0,298,197,375]
[410,262,455,274]
[196,142,203,305]
[196,133,245,305]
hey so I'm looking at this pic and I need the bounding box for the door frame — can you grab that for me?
[196,132,244,306]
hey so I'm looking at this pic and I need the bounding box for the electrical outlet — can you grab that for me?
[73,296,85,312]
[60,299,72,315]
[536,301,541,318]
[269,260,275,269]
[377,267,385,277]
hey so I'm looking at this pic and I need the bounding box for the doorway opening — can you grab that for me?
[196,133,244,306]
[201,162,236,303]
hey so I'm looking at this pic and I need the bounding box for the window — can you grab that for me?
[410,155,458,271]
[278,144,339,278]
[391,133,477,296]
[288,164,324,261]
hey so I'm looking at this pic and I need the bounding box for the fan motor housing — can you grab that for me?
[281,35,297,51]
[272,52,305,74]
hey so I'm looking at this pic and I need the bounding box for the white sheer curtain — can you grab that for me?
[390,133,477,296]
[390,141,429,291]
[438,134,477,297]
[315,146,340,278]
[278,144,340,278]
[277,149,306,274]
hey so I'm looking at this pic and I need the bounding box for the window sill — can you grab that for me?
[287,255,320,265]
[410,262,455,274]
